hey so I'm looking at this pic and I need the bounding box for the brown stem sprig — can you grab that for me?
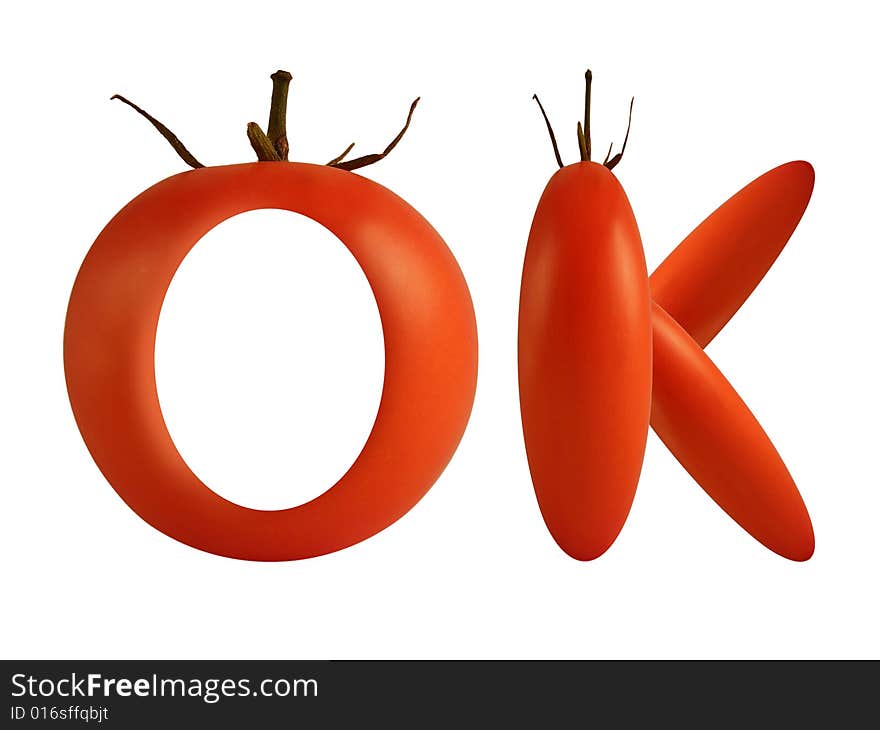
[532,70,635,171]
[111,71,420,172]
[266,70,292,160]
[532,94,563,169]
[328,97,420,171]
[110,94,205,169]
[247,122,281,162]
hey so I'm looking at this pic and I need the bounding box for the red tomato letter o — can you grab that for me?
[64,162,478,560]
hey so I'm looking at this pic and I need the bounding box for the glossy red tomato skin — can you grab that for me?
[650,302,814,560]
[64,162,478,560]
[518,163,653,560]
[647,161,816,559]
[651,161,815,347]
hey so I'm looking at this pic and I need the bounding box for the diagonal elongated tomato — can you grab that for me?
[650,303,814,560]
[64,162,478,561]
[651,161,815,347]
[647,161,815,559]
[519,163,653,560]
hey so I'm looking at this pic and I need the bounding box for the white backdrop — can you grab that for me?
[2,1,877,658]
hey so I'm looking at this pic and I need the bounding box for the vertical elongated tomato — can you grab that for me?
[519,163,653,560]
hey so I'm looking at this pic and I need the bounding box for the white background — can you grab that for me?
[2,1,878,659]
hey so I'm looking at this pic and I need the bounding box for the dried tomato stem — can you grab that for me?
[602,142,614,165]
[577,122,589,162]
[533,71,635,172]
[333,98,420,171]
[267,70,292,160]
[583,70,593,161]
[533,94,563,168]
[113,71,419,170]
[110,94,205,169]
[605,97,634,171]
[326,142,356,166]
[247,122,281,161]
